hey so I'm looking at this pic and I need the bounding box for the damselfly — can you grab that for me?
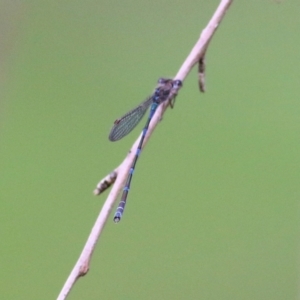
[109,78,182,222]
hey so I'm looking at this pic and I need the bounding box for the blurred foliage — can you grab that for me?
[1,1,299,299]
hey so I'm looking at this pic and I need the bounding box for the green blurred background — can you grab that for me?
[1,1,299,299]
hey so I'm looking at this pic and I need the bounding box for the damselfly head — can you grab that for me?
[157,78,182,91]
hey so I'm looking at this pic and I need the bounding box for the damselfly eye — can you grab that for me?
[157,78,170,84]
[173,80,183,88]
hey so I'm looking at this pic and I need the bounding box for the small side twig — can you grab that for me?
[94,171,117,195]
[198,56,206,92]
[57,1,233,299]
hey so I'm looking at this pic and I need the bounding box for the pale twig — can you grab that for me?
[57,1,233,299]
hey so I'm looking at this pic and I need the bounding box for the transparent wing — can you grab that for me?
[109,96,152,141]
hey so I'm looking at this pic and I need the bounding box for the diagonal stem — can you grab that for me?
[57,1,233,299]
